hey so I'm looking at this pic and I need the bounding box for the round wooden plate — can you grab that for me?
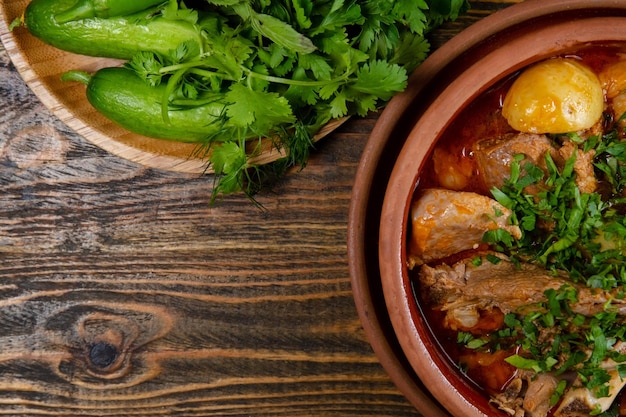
[0,0,347,174]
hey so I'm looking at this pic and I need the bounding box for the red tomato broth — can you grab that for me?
[417,44,626,196]
[408,43,626,411]
[416,73,517,196]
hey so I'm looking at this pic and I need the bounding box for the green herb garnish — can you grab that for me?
[466,116,626,398]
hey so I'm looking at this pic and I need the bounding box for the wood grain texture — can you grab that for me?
[0,1,519,416]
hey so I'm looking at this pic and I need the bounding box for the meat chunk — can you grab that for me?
[558,140,597,194]
[524,373,559,417]
[419,253,626,327]
[420,254,626,416]
[491,377,525,417]
[473,132,558,191]
[492,371,560,417]
[407,189,521,267]
[554,365,626,417]
[474,132,598,195]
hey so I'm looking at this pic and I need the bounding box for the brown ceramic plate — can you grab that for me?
[0,0,346,173]
[349,0,626,416]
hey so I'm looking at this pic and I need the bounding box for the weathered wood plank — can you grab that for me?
[0,2,518,416]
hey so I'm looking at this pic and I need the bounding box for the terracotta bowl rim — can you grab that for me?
[348,0,626,416]
[383,20,626,417]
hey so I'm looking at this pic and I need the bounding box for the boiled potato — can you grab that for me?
[598,58,626,99]
[502,58,604,134]
[612,92,626,125]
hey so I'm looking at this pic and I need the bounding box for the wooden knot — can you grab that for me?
[89,341,119,369]
[77,314,137,377]
[2,125,69,168]
[44,303,174,387]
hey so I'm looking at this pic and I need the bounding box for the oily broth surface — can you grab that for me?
[408,43,626,398]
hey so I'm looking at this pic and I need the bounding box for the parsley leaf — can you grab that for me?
[350,60,408,101]
[121,0,468,200]
[225,84,295,134]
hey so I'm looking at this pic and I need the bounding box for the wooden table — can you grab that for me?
[0,2,518,416]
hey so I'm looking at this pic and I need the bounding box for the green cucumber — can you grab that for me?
[55,0,167,23]
[66,67,235,143]
[24,0,205,60]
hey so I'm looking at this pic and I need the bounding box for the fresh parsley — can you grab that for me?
[124,0,469,201]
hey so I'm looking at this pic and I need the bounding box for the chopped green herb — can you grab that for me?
[461,117,626,397]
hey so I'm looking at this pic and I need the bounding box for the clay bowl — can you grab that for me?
[349,0,626,416]
[0,0,346,174]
